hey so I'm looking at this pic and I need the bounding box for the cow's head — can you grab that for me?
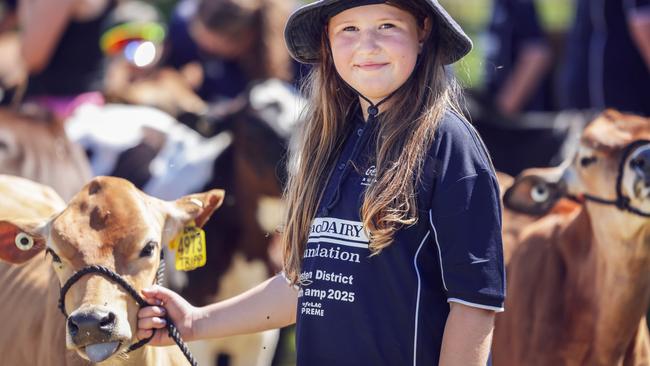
[505,110,650,228]
[0,176,224,363]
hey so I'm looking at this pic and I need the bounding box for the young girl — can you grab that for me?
[138,1,505,365]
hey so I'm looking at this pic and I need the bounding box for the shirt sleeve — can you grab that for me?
[429,170,506,312]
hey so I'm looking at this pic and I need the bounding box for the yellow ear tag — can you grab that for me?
[172,222,207,271]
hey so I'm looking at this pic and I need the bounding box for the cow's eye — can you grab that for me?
[139,241,157,258]
[45,248,62,264]
[580,156,598,167]
[530,184,550,203]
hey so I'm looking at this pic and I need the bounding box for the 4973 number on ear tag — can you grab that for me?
[173,224,207,271]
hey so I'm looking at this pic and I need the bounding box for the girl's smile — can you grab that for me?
[328,4,430,106]
[355,62,389,71]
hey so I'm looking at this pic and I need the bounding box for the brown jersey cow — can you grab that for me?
[493,110,650,365]
[0,175,224,365]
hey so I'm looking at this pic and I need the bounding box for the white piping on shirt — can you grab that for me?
[448,298,505,312]
[429,210,448,291]
[412,230,431,366]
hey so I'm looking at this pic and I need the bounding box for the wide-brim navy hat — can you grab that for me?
[284,0,473,65]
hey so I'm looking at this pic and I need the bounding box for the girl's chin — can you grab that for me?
[349,79,400,96]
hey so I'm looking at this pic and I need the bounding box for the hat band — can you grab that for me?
[320,0,387,21]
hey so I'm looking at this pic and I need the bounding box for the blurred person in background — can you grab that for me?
[19,0,115,118]
[559,0,650,116]
[0,0,17,32]
[164,0,298,103]
[474,0,560,177]
[482,0,553,117]
[0,0,22,99]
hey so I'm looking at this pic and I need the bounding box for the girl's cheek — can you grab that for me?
[332,37,357,52]
[387,38,419,57]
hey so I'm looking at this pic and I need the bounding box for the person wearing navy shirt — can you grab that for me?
[137,1,505,365]
[558,0,650,116]
[294,106,505,365]
[482,0,553,115]
[163,0,300,103]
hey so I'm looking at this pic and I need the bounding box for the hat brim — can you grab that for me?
[284,0,473,65]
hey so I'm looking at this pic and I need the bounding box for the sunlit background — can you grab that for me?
[151,0,574,89]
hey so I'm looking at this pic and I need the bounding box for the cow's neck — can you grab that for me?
[565,207,650,363]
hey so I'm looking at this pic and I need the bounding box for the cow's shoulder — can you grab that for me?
[512,208,592,279]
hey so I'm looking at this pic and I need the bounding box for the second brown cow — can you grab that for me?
[493,110,650,365]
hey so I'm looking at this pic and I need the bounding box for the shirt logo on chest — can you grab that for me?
[361,165,377,187]
[309,218,369,247]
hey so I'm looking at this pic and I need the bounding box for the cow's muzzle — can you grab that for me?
[580,140,650,217]
[68,307,117,343]
[57,256,197,365]
[59,265,155,362]
[68,307,124,363]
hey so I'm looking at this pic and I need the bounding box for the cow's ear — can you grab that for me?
[162,189,225,244]
[503,174,565,216]
[0,219,47,264]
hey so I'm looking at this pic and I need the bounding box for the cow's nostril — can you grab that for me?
[99,312,116,330]
[68,318,79,337]
[68,309,115,342]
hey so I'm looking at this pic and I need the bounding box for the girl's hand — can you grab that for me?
[137,285,198,346]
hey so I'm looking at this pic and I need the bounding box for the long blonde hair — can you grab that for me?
[282,0,464,284]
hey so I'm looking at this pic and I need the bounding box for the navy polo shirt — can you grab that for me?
[294,108,506,366]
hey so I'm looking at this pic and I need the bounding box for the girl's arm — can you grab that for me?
[495,42,551,117]
[137,274,298,346]
[438,302,496,366]
[18,0,77,72]
[629,8,650,71]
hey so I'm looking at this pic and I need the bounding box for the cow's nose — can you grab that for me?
[629,147,650,182]
[68,309,116,343]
